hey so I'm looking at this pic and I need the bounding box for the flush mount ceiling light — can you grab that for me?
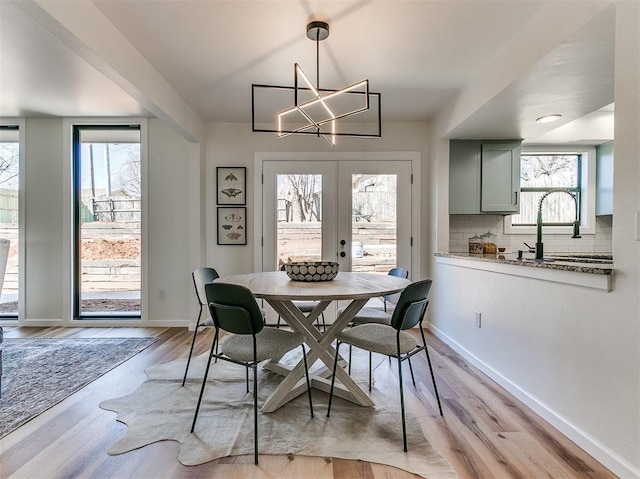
[536,114,563,123]
[251,21,381,145]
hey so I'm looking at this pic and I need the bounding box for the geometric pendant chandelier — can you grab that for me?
[252,21,382,144]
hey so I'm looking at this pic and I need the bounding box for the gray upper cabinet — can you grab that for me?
[449,140,522,215]
[449,141,482,214]
[596,141,613,216]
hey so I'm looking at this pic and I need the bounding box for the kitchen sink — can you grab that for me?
[520,255,613,264]
[547,254,613,264]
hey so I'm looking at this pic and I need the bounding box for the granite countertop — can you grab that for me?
[435,252,614,275]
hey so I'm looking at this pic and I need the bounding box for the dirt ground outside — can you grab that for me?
[81,238,140,260]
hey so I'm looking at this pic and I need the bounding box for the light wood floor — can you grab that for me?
[0,326,617,479]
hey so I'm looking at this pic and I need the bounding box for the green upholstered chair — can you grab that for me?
[327,279,443,452]
[337,267,409,327]
[190,282,314,465]
[337,267,409,374]
[183,267,268,386]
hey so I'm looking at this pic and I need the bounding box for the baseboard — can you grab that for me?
[144,320,190,328]
[0,319,190,328]
[428,323,640,479]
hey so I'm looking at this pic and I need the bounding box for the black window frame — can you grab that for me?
[512,153,583,227]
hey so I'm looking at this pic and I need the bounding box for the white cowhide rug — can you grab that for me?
[100,349,457,479]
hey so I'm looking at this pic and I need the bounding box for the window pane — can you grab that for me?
[0,128,19,316]
[512,191,579,225]
[521,155,579,188]
[276,174,322,268]
[77,129,141,317]
[351,174,397,273]
[513,154,581,226]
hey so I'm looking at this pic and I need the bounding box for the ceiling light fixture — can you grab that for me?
[536,114,562,123]
[251,21,381,144]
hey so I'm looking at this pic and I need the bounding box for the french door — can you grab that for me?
[260,158,413,276]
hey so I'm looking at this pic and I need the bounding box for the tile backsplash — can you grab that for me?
[449,215,612,254]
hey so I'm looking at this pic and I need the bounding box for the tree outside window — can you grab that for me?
[511,154,581,226]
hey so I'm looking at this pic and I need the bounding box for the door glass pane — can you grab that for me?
[351,174,397,273]
[276,174,322,269]
[0,127,19,316]
[77,128,141,317]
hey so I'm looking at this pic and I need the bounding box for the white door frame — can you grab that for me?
[253,151,421,277]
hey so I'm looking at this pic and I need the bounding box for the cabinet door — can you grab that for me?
[481,142,521,213]
[449,140,481,214]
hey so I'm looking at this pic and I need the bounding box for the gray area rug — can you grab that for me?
[0,337,157,438]
[100,350,458,479]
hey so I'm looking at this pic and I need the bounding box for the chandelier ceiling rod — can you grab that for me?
[307,21,329,89]
[316,27,319,88]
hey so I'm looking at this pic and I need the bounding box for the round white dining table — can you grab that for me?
[219,271,411,412]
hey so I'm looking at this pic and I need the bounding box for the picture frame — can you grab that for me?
[216,167,246,205]
[217,207,247,245]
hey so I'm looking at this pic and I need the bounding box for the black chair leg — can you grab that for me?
[420,329,443,416]
[327,341,341,417]
[407,355,416,386]
[182,305,203,386]
[252,361,258,465]
[301,346,314,418]
[397,351,408,452]
[348,344,352,374]
[245,365,250,393]
[191,329,219,433]
[368,351,372,391]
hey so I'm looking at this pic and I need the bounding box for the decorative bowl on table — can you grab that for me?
[284,261,339,282]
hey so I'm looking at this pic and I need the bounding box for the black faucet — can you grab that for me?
[535,189,581,260]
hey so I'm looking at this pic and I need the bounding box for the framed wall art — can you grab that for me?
[217,207,247,245]
[216,167,246,205]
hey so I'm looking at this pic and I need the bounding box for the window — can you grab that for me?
[505,147,596,235]
[511,154,581,226]
[0,125,19,318]
[73,125,142,319]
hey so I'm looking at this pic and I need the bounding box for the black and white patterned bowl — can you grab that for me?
[284,261,339,282]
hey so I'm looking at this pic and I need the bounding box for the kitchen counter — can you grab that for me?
[434,252,613,291]
[435,252,613,275]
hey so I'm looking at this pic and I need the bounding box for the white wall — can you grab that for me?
[146,118,197,324]
[24,119,65,322]
[427,3,640,477]
[204,122,429,277]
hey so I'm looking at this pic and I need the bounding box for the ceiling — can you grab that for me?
[0,0,616,144]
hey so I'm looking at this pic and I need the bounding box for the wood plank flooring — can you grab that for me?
[0,326,617,479]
